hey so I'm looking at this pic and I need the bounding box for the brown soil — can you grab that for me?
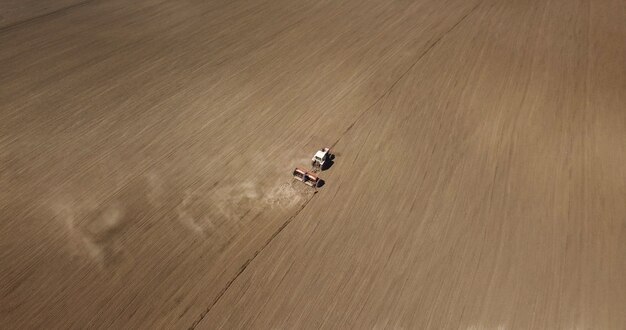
[1,0,624,328]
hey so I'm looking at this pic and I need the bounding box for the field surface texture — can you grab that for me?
[1,0,625,328]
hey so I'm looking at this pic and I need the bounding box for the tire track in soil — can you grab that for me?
[188,191,318,330]
[330,2,481,149]
[0,0,98,32]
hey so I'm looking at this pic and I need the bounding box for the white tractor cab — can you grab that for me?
[311,147,332,171]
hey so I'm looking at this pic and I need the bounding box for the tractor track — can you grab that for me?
[0,0,99,32]
[330,3,481,150]
[188,191,318,330]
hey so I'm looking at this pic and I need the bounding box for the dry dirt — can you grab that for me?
[1,0,625,328]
